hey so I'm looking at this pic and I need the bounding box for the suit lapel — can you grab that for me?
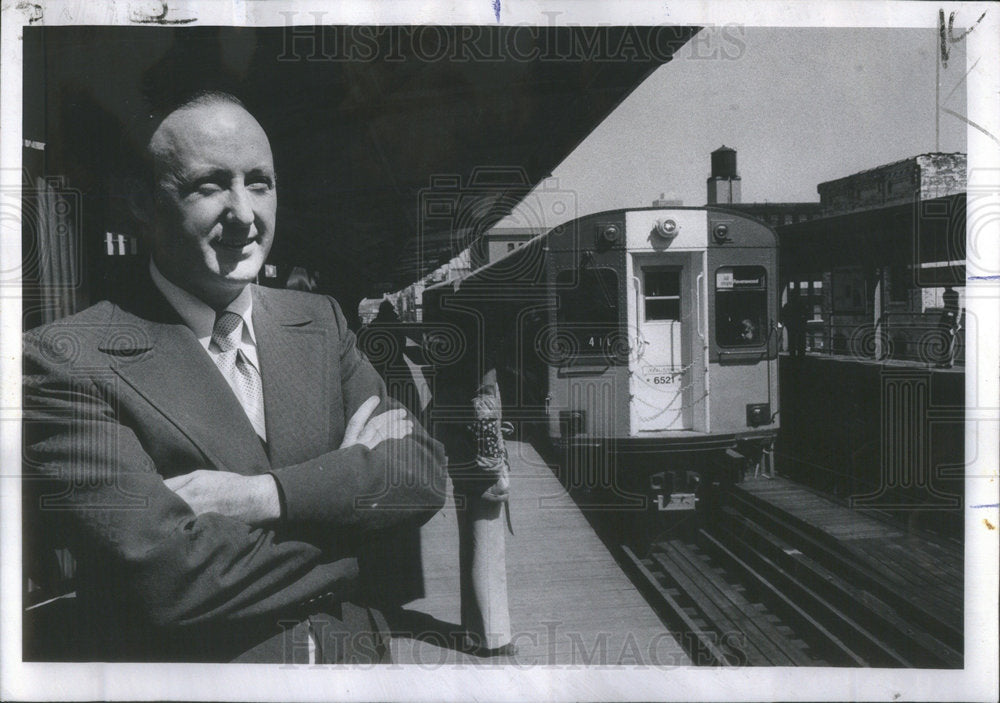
[100,287,271,476]
[252,287,331,467]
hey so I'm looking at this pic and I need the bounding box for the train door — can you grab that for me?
[628,253,702,433]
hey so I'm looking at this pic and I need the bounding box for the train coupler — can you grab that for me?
[654,492,697,511]
[649,470,699,512]
[722,447,747,484]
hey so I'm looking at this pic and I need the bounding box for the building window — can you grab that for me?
[832,266,868,313]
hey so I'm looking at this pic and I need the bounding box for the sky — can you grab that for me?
[500,26,967,228]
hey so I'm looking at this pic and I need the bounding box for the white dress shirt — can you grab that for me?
[149,260,262,372]
[149,260,268,441]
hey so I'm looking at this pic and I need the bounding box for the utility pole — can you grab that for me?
[935,26,940,152]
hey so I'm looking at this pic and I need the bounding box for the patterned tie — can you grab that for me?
[211,310,267,440]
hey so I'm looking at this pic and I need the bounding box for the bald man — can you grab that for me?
[23,92,446,663]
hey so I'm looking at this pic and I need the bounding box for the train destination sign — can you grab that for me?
[716,268,765,290]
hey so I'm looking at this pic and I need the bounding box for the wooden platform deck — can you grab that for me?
[389,440,691,667]
[733,476,963,645]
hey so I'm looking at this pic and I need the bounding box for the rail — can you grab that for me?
[619,479,962,667]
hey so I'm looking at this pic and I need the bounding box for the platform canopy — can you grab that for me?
[777,194,967,288]
[22,25,698,307]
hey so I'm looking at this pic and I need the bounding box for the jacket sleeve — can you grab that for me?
[23,333,358,629]
[269,298,448,530]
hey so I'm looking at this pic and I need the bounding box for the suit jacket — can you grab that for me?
[22,273,447,662]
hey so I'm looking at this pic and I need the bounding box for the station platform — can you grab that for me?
[389,440,691,667]
[777,352,965,538]
[732,475,963,654]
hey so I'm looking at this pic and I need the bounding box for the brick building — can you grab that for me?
[778,153,967,365]
[470,226,546,269]
[817,153,967,215]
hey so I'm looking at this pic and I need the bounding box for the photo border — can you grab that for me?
[1,1,997,701]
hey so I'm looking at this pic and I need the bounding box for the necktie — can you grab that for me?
[211,310,267,440]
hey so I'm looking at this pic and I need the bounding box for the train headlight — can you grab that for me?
[653,218,678,240]
[746,403,771,427]
[713,223,730,243]
[598,223,620,246]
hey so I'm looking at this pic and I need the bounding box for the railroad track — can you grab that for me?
[621,483,963,668]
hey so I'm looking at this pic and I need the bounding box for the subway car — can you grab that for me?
[422,207,779,509]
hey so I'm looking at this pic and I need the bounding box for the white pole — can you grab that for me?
[935,18,941,152]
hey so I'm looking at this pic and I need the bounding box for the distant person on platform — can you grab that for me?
[364,298,429,423]
[371,299,400,326]
[22,91,446,663]
[781,290,808,358]
[285,265,318,293]
[432,309,517,658]
[936,286,961,368]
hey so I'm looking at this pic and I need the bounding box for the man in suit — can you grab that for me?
[22,91,447,663]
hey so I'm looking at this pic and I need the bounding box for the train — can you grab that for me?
[420,206,780,510]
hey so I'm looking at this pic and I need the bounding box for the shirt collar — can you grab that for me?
[149,259,257,348]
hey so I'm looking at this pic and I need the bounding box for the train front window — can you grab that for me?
[555,268,620,359]
[716,266,767,347]
[643,269,681,321]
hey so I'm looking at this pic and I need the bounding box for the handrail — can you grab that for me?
[631,275,647,360]
[695,271,705,341]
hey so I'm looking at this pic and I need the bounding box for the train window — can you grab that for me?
[716,266,767,347]
[555,268,620,359]
[556,268,618,324]
[642,269,681,321]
